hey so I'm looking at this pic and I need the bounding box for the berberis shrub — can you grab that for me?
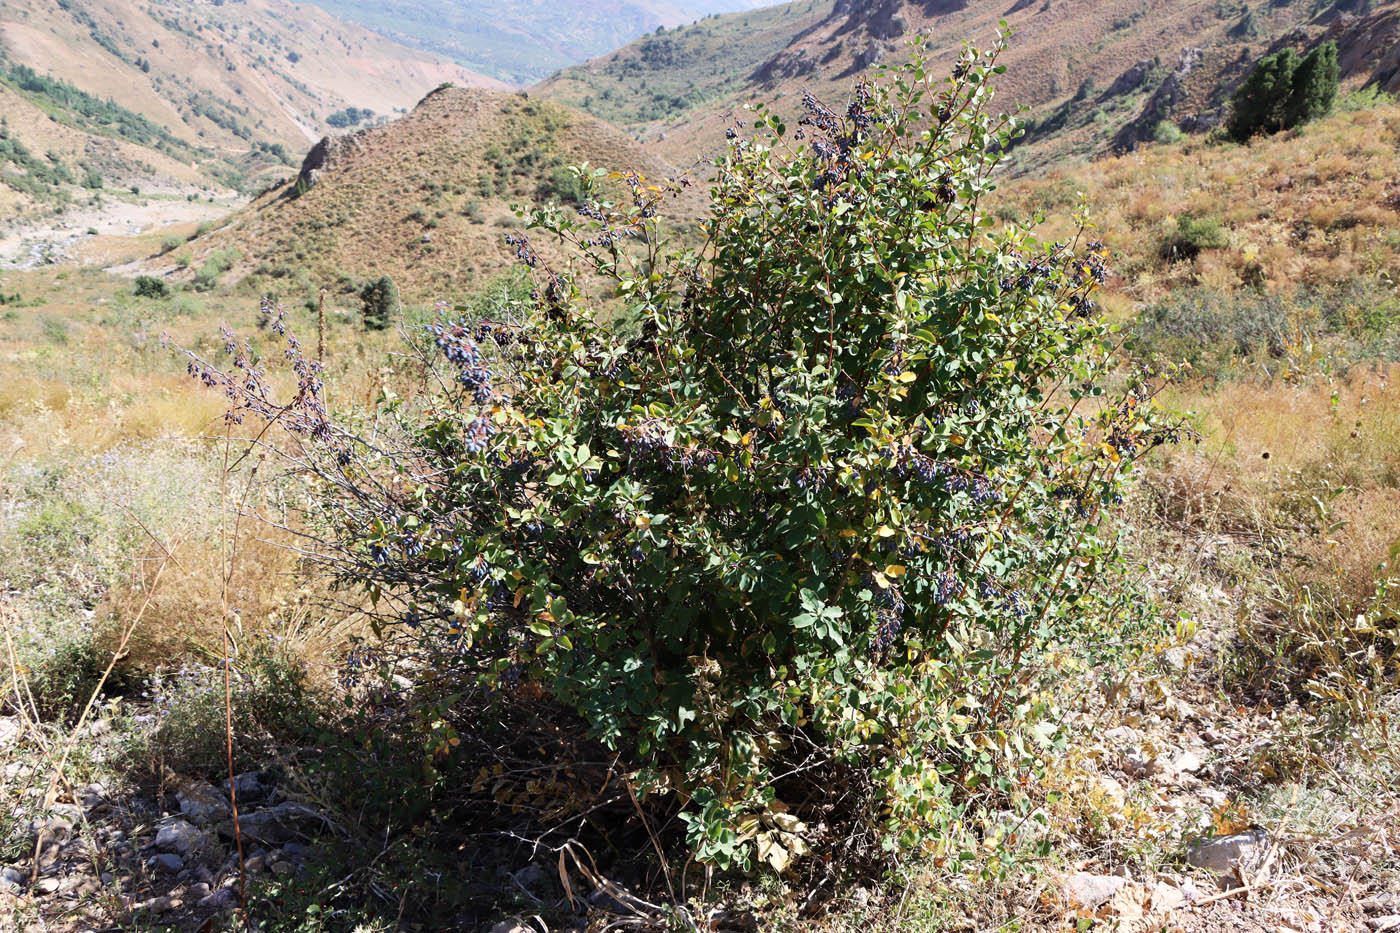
[190,32,1177,873]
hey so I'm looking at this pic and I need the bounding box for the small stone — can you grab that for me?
[1121,748,1150,777]
[80,783,109,809]
[1186,830,1268,881]
[270,860,295,877]
[0,866,23,885]
[1063,872,1127,908]
[511,864,550,892]
[227,771,275,805]
[198,888,237,910]
[151,853,184,873]
[140,895,179,913]
[244,855,266,874]
[280,842,311,859]
[176,780,230,825]
[100,872,113,884]
[1370,917,1400,932]
[34,877,60,894]
[1091,775,1127,807]
[155,819,203,855]
[187,882,211,900]
[1151,881,1186,911]
[228,801,320,845]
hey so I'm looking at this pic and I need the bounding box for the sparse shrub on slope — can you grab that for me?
[188,35,1179,872]
[1160,212,1230,261]
[360,275,399,330]
[133,275,170,298]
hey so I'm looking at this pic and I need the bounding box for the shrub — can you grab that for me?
[190,35,1175,872]
[133,641,320,779]
[1284,41,1338,129]
[536,165,587,204]
[194,248,239,290]
[1153,120,1184,144]
[360,275,398,330]
[133,274,170,298]
[1160,212,1229,260]
[1229,42,1338,141]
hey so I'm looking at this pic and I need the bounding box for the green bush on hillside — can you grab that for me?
[133,275,170,299]
[1229,42,1338,141]
[360,275,399,330]
[1160,212,1230,260]
[196,35,1177,872]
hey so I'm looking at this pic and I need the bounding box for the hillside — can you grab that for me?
[539,0,1400,171]
[311,0,780,86]
[996,94,1400,308]
[0,0,501,244]
[160,86,703,303]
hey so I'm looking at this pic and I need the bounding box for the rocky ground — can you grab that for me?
[3,607,1396,933]
[1,731,324,932]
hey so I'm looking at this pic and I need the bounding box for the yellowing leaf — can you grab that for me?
[898,371,918,383]
[884,564,907,578]
[949,434,965,446]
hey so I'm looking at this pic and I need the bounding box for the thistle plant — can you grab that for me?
[187,30,1181,872]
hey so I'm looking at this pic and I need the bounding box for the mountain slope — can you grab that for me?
[0,0,501,214]
[310,0,781,86]
[539,0,1400,171]
[161,87,703,302]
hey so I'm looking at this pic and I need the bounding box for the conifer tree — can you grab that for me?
[1228,47,1298,141]
[360,275,398,331]
[1285,41,1339,128]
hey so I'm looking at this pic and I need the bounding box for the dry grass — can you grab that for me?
[998,103,1400,303]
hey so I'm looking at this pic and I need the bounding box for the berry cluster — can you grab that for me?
[428,317,494,403]
[618,420,716,473]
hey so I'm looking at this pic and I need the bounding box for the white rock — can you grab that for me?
[1369,917,1400,932]
[1092,775,1127,807]
[1197,787,1228,808]
[154,819,203,855]
[33,877,60,894]
[1063,872,1127,908]
[1186,830,1268,879]
[1174,750,1204,774]
[1151,880,1186,911]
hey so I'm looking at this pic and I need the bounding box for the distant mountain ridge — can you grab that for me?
[538,0,1400,171]
[0,0,500,216]
[309,0,782,86]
